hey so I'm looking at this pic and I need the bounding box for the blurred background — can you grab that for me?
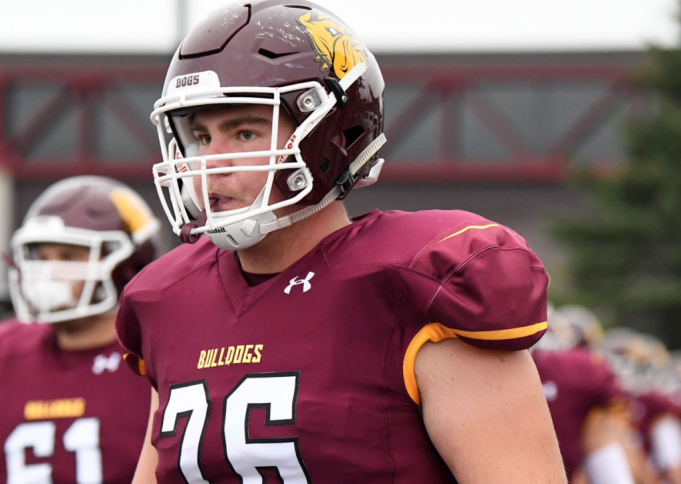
[2,0,681,344]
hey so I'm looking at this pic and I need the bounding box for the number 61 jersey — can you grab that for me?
[116,209,549,483]
[0,321,151,484]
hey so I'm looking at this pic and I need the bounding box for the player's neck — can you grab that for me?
[237,201,351,274]
[54,312,118,351]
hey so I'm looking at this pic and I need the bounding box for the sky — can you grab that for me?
[0,0,679,54]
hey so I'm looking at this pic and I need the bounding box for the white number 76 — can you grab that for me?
[160,372,311,484]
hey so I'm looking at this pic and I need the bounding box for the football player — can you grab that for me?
[532,307,636,484]
[116,1,566,482]
[0,176,161,483]
[603,330,681,484]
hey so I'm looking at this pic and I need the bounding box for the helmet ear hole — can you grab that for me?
[331,133,346,150]
[342,125,365,149]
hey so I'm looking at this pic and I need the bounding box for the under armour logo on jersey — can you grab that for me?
[92,352,121,374]
[284,272,315,294]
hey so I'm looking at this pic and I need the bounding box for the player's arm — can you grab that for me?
[576,356,639,484]
[415,338,566,483]
[117,289,159,483]
[133,387,159,484]
[650,414,681,484]
[580,410,639,484]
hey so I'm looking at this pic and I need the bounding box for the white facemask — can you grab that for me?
[21,278,77,314]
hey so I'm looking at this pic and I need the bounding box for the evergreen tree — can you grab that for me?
[552,46,681,348]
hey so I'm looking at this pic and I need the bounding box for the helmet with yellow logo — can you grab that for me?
[151,0,386,250]
[599,328,670,394]
[8,176,161,324]
[548,304,604,349]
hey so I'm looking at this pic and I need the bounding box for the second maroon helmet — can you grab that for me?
[9,176,160,324]
[150,0,386,250]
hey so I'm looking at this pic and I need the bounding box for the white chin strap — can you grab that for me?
[261,134,387,235]
[194,133,387,251]
[203,189,276,251]
[21,279,77,315]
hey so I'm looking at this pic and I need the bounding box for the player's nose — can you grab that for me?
[203,142,237,170]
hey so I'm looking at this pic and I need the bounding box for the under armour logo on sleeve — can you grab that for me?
[284,272,315,294]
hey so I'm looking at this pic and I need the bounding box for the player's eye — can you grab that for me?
[192,131,211,145]
[239,131,257,141]
[60,249,89,262]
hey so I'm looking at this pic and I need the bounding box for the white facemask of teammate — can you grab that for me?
[20,278,77,314]
[9,217,139,324]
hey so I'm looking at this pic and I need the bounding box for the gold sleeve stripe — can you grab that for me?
[403,323,458,405]
[451,321,548,341]
[110,189,151,236]
[439,224,499,243]
[402,321,548,405]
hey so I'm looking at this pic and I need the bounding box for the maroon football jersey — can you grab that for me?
[532,347,624,479]
[0,319,151,484]
[116,209,548,483]
[629,392,681,452]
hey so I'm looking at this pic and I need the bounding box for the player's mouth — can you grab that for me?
[208,193,240,212]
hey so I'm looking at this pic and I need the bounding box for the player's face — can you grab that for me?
[33,243,90,302]
[189,104,296,213]
[34,243,90,263]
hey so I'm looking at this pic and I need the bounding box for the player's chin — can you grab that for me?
[54,314,91,328]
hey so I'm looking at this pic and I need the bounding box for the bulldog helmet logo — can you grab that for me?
[298,12,367,80]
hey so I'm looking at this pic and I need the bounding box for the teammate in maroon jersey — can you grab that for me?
[0,176,160,484]
[116,1,565,482]
[533,345,634,483]
[534,309,676,484]
[604,330,681,484]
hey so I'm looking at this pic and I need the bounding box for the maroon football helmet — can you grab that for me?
[9,176,160,324]
[150,0,386,250]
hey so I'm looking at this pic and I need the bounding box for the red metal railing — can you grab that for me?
[0,59,640,182]
[379,63,640,182]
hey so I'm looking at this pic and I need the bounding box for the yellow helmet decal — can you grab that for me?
[298,12,367,80]
[110,189,152,236]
